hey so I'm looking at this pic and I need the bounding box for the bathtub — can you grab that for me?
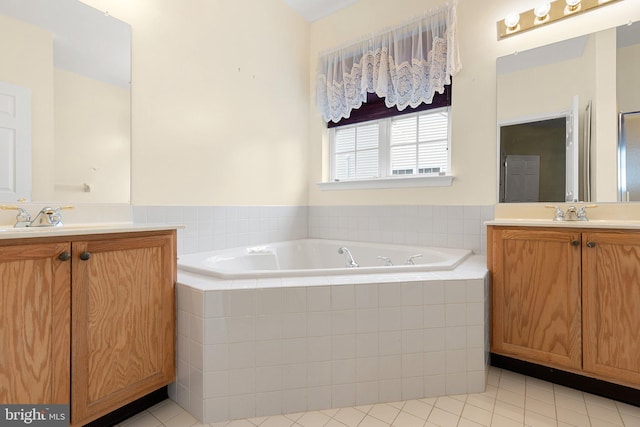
[174,240,488,423]
[177,239,472,279]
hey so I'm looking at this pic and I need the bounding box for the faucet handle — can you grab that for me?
[577,204,597,220]
[377,256,393,266]
[545,205,564,221]
[406,254,423,265]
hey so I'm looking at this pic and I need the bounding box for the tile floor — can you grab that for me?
[118,367,640,427]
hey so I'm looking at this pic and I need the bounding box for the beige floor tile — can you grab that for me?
[149,400,187,423]
[434,396,465,416]
[427,407,460,426]
[461,403,492,426]
[400,400,433,420]
[391,411,426,427]
[258,416,295,427]
[489,413,523,427]
[296,411,332,427]
[164,411,199,427]
[121,411,163,427]
[368,404,400,424]
[524,410,557,427]
[358,415,389,427]
[332,407,366,427]
[493,400,524,424]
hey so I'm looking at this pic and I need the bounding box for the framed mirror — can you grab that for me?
[0,0,131,203]
[496,21,640,203]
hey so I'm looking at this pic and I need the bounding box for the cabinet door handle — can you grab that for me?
[587,241,596,248]
[571,240,580,247]
[58,251,71,261]
[79,251,92,261]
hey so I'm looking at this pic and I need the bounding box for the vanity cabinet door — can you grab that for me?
[490,227,582,370]
[582,231,640,386]
[0,241,70,404]
[71,231,176,426]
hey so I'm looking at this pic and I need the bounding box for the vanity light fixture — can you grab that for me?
[497,0,622,39]
[534,1,552,20]
[504,12,521,31]
[565,0,581,11]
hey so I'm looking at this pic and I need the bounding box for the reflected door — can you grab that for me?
[619,112,640,201]
[505,155,540,202]
[0,81,30,201]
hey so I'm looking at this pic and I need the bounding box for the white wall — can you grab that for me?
[79,0,640,207]
[308,0,640,206]
[53,68,131,203]
[0,14,55,201]
[80,0,310,206]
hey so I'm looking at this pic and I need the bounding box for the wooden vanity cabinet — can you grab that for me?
[582,231,640,386]
[489,226,640,389]
[0,230,176,426]
[489,227,582,370]
[71,231,176,426]
[0,241,71,404]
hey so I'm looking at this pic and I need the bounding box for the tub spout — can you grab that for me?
[338,247,359,268]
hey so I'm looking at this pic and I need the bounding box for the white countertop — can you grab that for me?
[486,219,640,229]
[0,223,181,239]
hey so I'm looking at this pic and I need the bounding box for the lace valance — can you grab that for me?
[316,0,461,123]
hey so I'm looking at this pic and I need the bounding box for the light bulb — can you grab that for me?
[566,0,581,10]
[534,1,551,19]
[504,13,520,30]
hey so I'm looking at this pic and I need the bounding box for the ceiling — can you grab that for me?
[282,0,358,21]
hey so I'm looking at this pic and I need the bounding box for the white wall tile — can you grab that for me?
[229,369,255,395]
[255,391,282,417]
[204,344,229,372]
[308,361,332,387]
[308,336,332,362]
[307,287,331,311]
[331,310,355,335]
[378,307,402,332]
[356,309,379,333]
[280,361,306,390]
[204,371,229,398]
[255,315,281,340]
[379,283,402,307]
[379,379,402,402]
[282,312,307,338]
[307,386,332,411]
[204,397,228,423]
[423,375,446,398]
[332,285,355,310]
[255,340,282,367]
[308,311,331,337]
[332,334,356,360]
[423,328,445,352]
[332,359,356,384]
[282,389,308,413]
[356,333,379,358]
[332,384,356,408]
[229,394,255,420]
[445,281,467,304]
[282,338,307,364]
[423,351,446,376]
[228,342,255,369]
[356,381,379,405]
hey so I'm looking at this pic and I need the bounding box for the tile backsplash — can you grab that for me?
[132,205,494,255]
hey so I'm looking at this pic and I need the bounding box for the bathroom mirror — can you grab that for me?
[0,0,131,203]
[496,21,640,203]
[617,22,640,201]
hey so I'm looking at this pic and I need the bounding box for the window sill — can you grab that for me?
[316,175,454,191]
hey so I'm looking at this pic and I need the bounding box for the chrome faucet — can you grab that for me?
[338,247,359,268]
[0,205,72,227]
[377,256,393,266]
[546,205,597,221]
[406,254,423,265]
[29,207,65,227]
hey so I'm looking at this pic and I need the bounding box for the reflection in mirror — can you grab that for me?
[0,0,131,203]
[499,118,566,203]
[617,22,640,201]
[497,33,583,203]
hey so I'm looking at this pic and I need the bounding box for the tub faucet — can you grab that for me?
[338,247,359,268]
[406,254,423,265]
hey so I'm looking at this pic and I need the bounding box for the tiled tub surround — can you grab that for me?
[132,205,494,256]
[174,257,489,423]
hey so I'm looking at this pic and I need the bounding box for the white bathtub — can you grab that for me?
[177,239,472,279]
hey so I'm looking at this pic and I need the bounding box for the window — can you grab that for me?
[330,107,450,183]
